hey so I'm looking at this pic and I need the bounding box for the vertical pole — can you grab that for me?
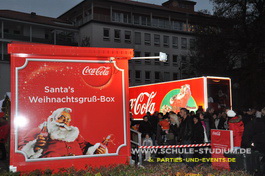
[1,21,4,60]
[1,21,4,38]
[54,30,56,45]
[168,15,171,29]
[29,25,32,42]
[1,42,3,61]
[91,2,94,20]
[110,6,113,21]
[138,132,142,165]
[150,12,152,26]
[186,14,189,31]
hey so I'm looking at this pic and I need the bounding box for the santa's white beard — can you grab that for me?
[47,121,79,142]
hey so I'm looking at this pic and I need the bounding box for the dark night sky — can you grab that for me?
[0,0,213,18]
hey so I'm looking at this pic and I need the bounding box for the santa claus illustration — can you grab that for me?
[19,108,108,159]
[169,84,191,113]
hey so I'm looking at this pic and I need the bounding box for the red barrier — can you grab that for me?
[139,143,211,149]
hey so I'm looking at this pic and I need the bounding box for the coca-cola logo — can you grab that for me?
[81,64,113,88]
[130,92,157,115]
[212,131,221,136]
[82,66,110,76]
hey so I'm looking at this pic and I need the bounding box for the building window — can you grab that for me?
[144,52,151,65]
[159,18,169,28]
[45,33,49,39]
[190,38,195,50]
[134,15,140,25]
[135,70,141,82]
[114,29,121,42]
[103,28,110,41]
[173,73,178,80]
[181,56,187,68]
[145,71,151,82]
[141,16,151,26]
[154,34,160,46]
[163,36,169,47]
[152,18,159,27]
[172,21,183,31]
[135,32,141,45]
[112,12,123,22]
[164,72,170,81]
[14,30,21,35]
[123,13,131,23]
[164,54,169,66]
[181,38,187,49]
[154,53,160,65]
[172,37,178,48]
[173,55,178,66]
[125,31,131,43]
[144,33,151,45]
[135,51,141,57]
[4,29,9,33]
[134,51,141,64]
[155,72,161,82]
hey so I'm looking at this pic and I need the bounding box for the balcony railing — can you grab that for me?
[75,12,192,32]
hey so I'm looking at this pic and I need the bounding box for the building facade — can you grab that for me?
[58,0,213,86]
[0,10,78,97]
[0,0,215,97]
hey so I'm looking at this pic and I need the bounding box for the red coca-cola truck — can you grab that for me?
[129,76,232,120]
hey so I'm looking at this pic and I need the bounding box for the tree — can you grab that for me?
[193,0,265,108]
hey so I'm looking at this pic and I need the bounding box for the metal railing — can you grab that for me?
[130,129,142,166]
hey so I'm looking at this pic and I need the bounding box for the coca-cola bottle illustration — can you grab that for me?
[94,134,115,154]
[34,121,49,152]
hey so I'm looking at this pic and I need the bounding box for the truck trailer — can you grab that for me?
[129,76,232,120]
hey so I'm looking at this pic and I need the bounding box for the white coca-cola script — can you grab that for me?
[82,66,110,76]
[130,92,157,115]
[212,131,221,136]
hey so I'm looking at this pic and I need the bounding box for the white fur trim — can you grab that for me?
[21,139,43,159]
[49,126,79,142]
[86,143,109,155]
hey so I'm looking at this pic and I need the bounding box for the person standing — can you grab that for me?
[192,116,204,144]
[179,108,194,167]
[227,110,244,149]
[0,112,9,160]
[168,111,180,145]
[142,134,153,161]
[149,111,159,144]
[139,116,153,139]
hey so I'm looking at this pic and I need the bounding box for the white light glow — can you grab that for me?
[15,53,29,58]
[14,115,29,128]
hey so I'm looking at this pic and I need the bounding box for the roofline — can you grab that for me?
[108,0,196,15]
[0,17,78,32]
[58,0,86,18]
[130,76,231,88]
[59,0,202,20]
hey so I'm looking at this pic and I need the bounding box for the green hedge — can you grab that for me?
[0,163,251,176]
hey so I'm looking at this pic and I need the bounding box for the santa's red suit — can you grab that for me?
[18,123,102,159]
[170,84,191,113]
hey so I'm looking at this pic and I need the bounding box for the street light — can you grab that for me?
[131,52,167,62]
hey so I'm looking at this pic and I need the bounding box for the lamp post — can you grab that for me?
[131,52,167,62]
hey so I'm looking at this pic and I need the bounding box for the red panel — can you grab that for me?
[8,42,133,59]
[8,43,131,172]
[129,78,205,120]
[211,129,233,171]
